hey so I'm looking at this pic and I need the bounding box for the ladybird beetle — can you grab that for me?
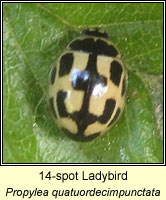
[48,29,126,141]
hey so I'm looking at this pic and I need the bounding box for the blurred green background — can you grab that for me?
[3,3,163,163]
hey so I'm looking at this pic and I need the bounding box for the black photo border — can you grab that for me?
[1,0,165,166]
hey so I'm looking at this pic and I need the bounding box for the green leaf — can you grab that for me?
[3,3,163,163]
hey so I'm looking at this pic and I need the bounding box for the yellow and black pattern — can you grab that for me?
[49,30,126,141]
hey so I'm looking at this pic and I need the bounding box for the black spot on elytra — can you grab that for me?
[99,99,116,124]
[71,70,89,91]
[72,111,98,134]
[108,108,121,127]
[69,38,118,57]
[57,91,68,117]
[50,67,57,84]
[95,39,118,57]
[59,53,74,77]
[86,53,98,73]
[62,128,100,142]
[121,77,126,96]
[69,38,94,53]
[110,60,123,86]
[49,97,57,118]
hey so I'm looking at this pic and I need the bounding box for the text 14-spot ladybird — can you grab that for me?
[48,29,126,141]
